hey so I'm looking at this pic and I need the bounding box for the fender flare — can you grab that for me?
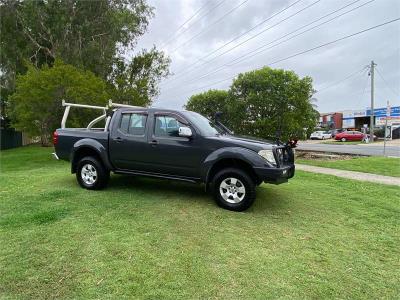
[201,147,268,183]
[70,138,113,173]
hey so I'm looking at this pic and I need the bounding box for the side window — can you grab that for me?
[119,113,147,136]
[154,115,185,137]
[129,114,147,135]
[120,114,130,134]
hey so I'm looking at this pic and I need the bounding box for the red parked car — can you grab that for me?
[335,131,376,142]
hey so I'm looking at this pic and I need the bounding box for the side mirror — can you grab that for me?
[179,126,192,137]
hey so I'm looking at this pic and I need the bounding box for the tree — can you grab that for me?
[185,90,230,123]
[229,67,318,140]
[0,0,153,79]
[0,0,170,112]
[9,61,109,146]
[109,47,170,107]
[185,67,318,140]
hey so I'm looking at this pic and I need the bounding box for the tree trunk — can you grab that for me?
[40,134,51,147]
[40,123,51,147]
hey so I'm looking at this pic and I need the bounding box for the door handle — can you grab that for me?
[149,140,158,146]
[114,137,124,143]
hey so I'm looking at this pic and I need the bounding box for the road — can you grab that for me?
[297,142,400,157]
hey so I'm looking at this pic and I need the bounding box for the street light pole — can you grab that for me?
[370,60,376,143]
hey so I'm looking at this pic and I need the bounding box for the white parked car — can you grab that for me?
[310,131,332,140]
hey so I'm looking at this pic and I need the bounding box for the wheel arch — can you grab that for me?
[203,147,266,190]
[206,158,260,187]
[71,139,112,173]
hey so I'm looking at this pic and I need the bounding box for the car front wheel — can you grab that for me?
[76,156,109,190]
[212,168,256,211]
[341,137,346,142]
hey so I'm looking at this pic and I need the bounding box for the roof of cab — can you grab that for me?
[117,106,189,114]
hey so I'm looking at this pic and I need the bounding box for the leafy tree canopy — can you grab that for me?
[185,89,230,124]
[1,0,170,110]
[9,60,109,145]
[185,67,318,141]
[1,0,153,79]
[109,47,170,107]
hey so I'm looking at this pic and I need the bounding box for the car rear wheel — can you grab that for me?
[341,137,346,142]
[212,168,256,211]
[76,156,109,190]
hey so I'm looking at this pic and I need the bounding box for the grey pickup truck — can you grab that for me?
[53,101,296,211]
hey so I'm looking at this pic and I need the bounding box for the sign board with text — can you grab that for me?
[375,116,400,126]
[366,106,400,117]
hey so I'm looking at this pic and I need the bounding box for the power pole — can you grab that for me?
[369,60,376,143]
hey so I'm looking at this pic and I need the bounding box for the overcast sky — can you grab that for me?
[134,0,400,113]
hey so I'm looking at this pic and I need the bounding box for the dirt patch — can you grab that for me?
[295,150,360,161]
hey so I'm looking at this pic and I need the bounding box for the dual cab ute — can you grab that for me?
[53,101,296,211]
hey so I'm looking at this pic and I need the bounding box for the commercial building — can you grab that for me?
[341,106,400,129]
[318,112,343,129]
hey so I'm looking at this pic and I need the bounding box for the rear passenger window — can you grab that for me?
[120,114,130,134]
[119,113,147,136]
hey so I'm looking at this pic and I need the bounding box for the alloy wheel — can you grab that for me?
[219,177,246,203]
[81,163,97,185]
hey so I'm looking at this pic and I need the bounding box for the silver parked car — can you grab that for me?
[310,131,332,140]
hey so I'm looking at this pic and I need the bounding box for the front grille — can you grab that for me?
[273,146,293,167]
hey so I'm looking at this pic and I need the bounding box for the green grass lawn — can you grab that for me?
[1,146,399,299]
[297,156,400,177]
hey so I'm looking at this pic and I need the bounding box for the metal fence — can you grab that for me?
[1,128,23,150]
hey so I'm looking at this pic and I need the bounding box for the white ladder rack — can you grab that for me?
[61,99,142,130]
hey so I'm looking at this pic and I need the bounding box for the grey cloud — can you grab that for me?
[135,0,400,112]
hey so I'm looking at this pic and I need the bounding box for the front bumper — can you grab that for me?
[254,164,295,185]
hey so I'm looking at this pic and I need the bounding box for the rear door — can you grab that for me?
[109,110,153,171]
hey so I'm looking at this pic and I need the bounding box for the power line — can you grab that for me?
[188,0,321,69]
[162,18,400,99]
[226,0,372,67]
[160,1,210,48]
[162,0,226,48]
[171,0,251,53]
[357,69,371,106]
[161,0,304,85]
[316,66,368,93]
[375,67,399,97]
[164,0,372,92]
[191,0,369,83]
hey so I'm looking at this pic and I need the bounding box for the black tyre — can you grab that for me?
[76,156,109,190]
[212,168,256,212]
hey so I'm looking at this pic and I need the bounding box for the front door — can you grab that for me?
[146,113,202,178]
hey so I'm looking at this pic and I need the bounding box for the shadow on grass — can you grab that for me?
[105,174,290,214]
[52,172,290,215]
[108,174,207,199]
[255,186,289,211]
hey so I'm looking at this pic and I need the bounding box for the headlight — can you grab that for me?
[258,149,276,164]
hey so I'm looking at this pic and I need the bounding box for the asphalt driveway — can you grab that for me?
[297,141,400,157]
